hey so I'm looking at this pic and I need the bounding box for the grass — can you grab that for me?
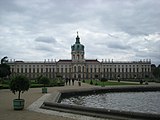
[0,84,9,89]
[85,80,139,86]
[0,79,65,89]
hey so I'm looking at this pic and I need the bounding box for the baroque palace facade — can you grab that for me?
[8,33,151,80]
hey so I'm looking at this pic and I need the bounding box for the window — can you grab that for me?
[46,68,48,72]
[122,68,124,72]
[95,68,97,73]
[81,55,83,59]
[61,68,63,73]
[25,68,27,73]
[129,68,131,72]
[33,68,35,73]
[87,68,88,73]
[90,68,92,73]
[29,68,31,73]
[78,66,81,72]
[133,68,135,72]
[107,68,108,72]
[37,68,39,73]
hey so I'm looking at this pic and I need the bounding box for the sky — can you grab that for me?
[0,0,159,65]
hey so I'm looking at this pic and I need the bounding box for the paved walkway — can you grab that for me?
[0,81,95,120]
[1,81,160,120]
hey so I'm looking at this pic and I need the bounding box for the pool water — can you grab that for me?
[61,92,160,114]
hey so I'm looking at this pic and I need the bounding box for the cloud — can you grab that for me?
[0,0,159,65]
[35,36,57,44]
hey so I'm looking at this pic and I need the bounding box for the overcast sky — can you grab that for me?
[0,0,159,65]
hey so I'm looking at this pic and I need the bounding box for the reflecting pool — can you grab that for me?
[61,92,160,114]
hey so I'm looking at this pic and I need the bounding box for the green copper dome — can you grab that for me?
[71,33,84,51]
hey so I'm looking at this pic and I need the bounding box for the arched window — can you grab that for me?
[78,66,81,72]
[81,55,83,59]
[74,66,76,72]
[83,66,85,72]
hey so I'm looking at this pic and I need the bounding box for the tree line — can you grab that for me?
[151,64,160,80]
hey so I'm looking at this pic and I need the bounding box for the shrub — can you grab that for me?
[90,80,93,85]
[101,78,108,82]
[10,75,30,99]
[39,76,50,87]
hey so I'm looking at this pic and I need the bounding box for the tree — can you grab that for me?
[10,75,30,99]
[151,64,160,79]
[1,56,8,64]
[39,76,50,87]
[0,56,11,79]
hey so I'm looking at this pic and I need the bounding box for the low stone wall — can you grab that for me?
[41,86,160,120]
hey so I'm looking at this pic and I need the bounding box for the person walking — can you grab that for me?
[72,78,75,85]
[78,79,81,86]
[65,78,68,85]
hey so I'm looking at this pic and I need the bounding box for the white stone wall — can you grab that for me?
[8,60,151,80]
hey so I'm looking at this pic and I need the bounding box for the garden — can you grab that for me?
[83,79,140,86]
[0,76,65,89]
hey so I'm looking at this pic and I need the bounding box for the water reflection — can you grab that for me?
[61,92,160,114]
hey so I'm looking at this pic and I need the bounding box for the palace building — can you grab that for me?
[8,33,151,80]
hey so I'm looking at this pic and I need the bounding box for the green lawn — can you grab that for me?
[0,79,65,89]
[0,84,9,89]
[84,80,139,86]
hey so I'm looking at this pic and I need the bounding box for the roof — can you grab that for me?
[86,59,100,63]
[58,59,72,63]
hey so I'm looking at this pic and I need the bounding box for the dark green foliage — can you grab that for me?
[140,79,143,84]
[56,74,62,78]
[95,75,98,79]
[1,56,8,64]
[0,56,11,78]
[151,64,160,80]
[95,83,98,85]
[101,78,108,82]
[153,67,160,78]
[39,76,50,87]
[52,76,65,86]
[10,75,30,99]
[36,75,43,83]
[90,80,93,85]
[85,80,139,86]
